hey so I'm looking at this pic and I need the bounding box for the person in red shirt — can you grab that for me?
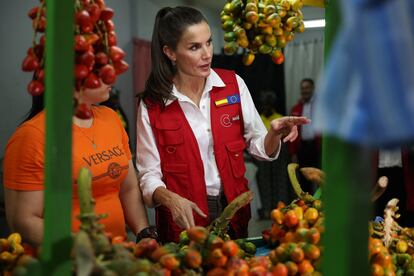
[289,78,321,193]
[3,82,153,246]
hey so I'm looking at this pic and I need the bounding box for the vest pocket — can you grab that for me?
[163,163,189,195]
[155,121,183,146]
[225,140,247,179]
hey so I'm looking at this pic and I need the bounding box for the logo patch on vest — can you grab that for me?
[214,94,240,107]
[220,114,232,128]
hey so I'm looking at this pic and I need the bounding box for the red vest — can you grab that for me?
[146,69,251,242]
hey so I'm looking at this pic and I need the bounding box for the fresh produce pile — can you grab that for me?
[5,164,414,275]
[1,168,260,275]
[0,233,39,275]
[0,165,321,275]
[260,164,324,275]
[263,199,323,275]
[220,0,305,66]
[369,198,414,275]
[21,0,129,118]
[282,164,414,276]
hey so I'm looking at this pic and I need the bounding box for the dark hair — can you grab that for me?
[301,78,314,86]
[142,6,208,108]
[23,94,44,123]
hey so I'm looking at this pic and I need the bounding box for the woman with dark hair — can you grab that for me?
[3,83,154,246]
[136,6,309,242]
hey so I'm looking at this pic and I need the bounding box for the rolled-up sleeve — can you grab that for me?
[136,101,166,207]
[237,75,280,161]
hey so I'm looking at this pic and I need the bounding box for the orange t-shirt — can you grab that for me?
[3,106,131,237]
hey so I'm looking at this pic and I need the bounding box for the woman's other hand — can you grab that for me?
[153,187,207,229]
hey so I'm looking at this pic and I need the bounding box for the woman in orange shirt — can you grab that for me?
[3,81,154,246]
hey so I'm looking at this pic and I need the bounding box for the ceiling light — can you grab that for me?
[304,19,325,28]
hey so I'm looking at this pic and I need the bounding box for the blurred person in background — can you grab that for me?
[289,78,321,193]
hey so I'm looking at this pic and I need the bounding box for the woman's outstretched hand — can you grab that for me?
[270,116,310,142]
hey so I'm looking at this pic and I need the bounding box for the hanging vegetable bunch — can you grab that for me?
[220,0,305,66]
[21,0,129,119]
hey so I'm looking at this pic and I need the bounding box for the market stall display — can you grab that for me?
[220,0,305,65]
[4,0,408,274]
[3,164,414,275]
[0,168,256,275]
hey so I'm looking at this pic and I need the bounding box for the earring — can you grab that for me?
[171,60,176,66]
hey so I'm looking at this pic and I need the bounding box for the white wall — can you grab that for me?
[1,1,35,157]
[131,0,224,54]
[106,0,135,145]
[284,6,325,112]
